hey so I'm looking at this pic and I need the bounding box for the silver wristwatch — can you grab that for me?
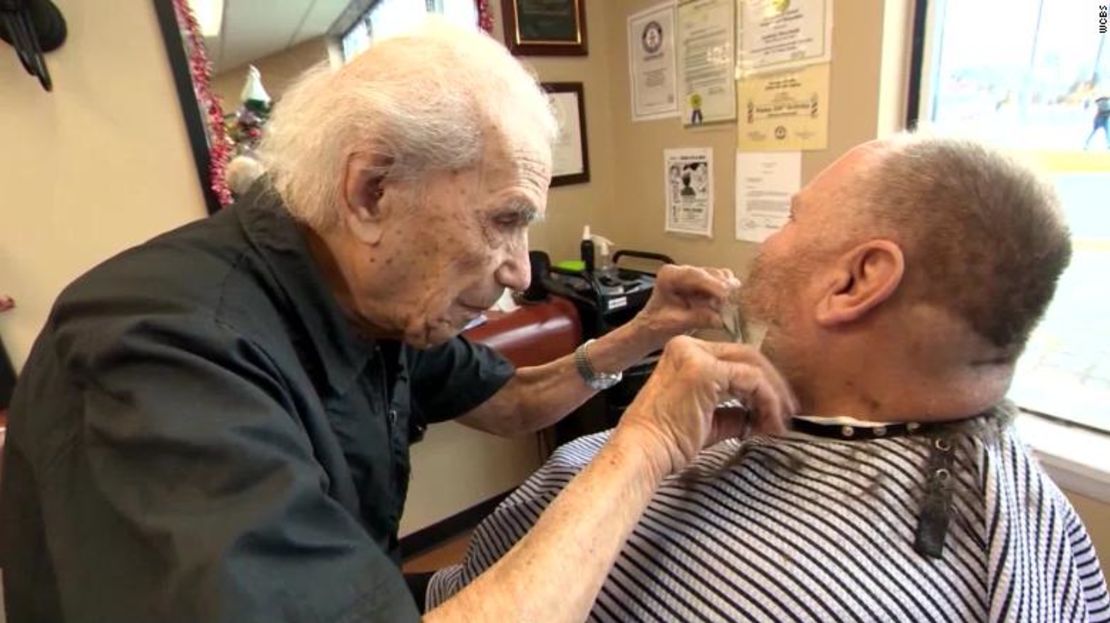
[574,339,623,390]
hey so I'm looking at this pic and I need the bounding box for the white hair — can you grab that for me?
[259,18,558,230]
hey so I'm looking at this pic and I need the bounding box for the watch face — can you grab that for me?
[589,374,622,390]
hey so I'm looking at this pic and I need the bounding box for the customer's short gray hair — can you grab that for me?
[259,18,557,230]
[861,135,1071,353]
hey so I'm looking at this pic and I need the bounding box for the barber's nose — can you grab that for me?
[497,241,532,292]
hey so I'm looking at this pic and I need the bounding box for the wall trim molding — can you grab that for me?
[400,490,511,560]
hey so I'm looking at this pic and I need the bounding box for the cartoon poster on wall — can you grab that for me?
[664,147,714,237]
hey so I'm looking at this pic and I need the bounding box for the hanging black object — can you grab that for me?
[0,335,15,411]
[0,0,66,91]
[0,296,14,410]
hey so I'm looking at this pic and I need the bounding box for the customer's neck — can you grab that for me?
[800,357,1013,424]
[798,307,1017,423]
[803,368,1012,421]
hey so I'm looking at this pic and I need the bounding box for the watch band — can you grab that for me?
[574,339,623,390]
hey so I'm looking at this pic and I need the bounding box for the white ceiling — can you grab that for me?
[202,0,351,73]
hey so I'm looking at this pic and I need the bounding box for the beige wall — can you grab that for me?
[595,0,906,274]
[403,425,542,535]
[0,0,207,368]
[210,36,329,112]
[487,0,619,264]
[1068,492,1110,577]
[487,0,912,273]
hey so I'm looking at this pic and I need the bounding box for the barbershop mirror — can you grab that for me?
[153,0,482,214]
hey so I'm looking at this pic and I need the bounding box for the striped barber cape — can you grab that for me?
[428,407,1109,622]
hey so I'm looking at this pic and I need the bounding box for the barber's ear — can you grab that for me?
[341,151,394,245]
[815,240,905,327]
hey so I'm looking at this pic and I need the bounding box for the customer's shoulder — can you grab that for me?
[993,424,1081,510]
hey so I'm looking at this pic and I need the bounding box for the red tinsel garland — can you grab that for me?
[172,0,233,207]
[477,0,494,34]
[171,0,490,208]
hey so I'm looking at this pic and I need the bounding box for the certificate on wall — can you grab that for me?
[664,147,714,237]
[627,2,679,121]
[737,62,829,151]
[737,0,833,75]
[677,0,736,126]
[502,0,588,56]
[735,150,801,242]
[544,82,590,186]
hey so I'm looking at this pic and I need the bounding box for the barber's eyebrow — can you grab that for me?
[497,200,541,224]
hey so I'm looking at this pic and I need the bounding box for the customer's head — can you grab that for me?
[741,135,1071,418]
[260,19,557,348]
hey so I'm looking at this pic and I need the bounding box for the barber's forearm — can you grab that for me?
[473,356,592,435]
[518,318,660,430]
[580,316,663,377]
[461,319,662,436]
[423,425,666,623]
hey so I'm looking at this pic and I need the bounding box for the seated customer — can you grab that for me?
[426,136,1110,621]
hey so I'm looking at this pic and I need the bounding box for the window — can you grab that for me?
[340,15,373,62]
[911,0,1110,433]
[435,0,479,29]
[340,0,479,64]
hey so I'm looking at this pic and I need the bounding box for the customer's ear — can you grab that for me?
[815,240,905,327]
[341,151,394,245]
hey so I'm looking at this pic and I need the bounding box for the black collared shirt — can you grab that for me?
[0,186,515,622]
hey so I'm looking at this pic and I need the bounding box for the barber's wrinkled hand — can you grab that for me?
[616,336,798,476]
[633,265,739,350]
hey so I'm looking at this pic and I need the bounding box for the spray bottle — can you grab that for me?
[592,233,616,281]
[580,226,617,277]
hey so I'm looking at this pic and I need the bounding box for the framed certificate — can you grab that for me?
[543,82,590,186]
[501,0,588,56]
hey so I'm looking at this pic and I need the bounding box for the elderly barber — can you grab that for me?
[0,21,794,623]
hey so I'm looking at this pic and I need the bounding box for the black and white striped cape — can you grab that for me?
[428,413,1109,622]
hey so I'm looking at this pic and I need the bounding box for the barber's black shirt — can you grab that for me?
[0,186,515,622]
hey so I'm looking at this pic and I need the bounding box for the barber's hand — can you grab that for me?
[633,265,739,351]
[615,336,798,477]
